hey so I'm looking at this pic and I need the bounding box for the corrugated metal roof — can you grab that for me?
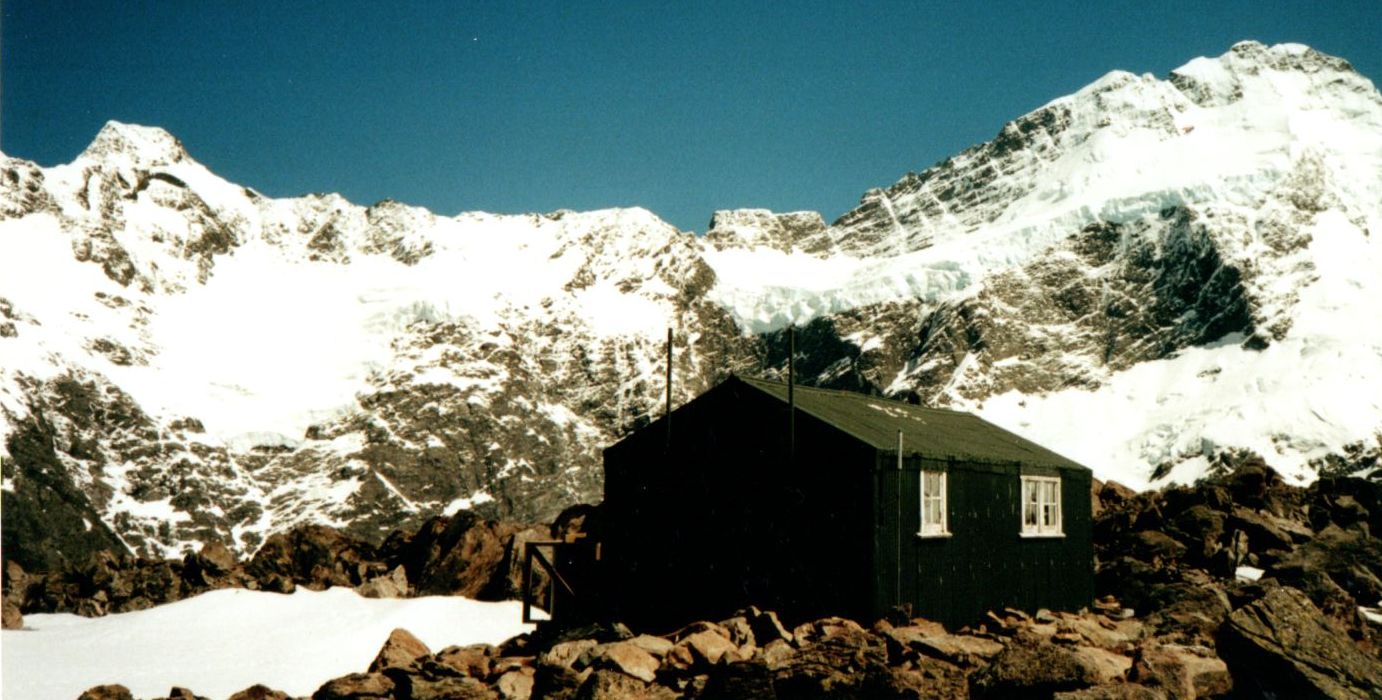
[736,375,1089,472]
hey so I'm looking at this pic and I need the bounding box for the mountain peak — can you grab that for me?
[79,121,189,166]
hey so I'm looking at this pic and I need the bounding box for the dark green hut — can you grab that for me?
[596,374,1094,631]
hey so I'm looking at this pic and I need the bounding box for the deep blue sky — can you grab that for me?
[4,1,1379,233]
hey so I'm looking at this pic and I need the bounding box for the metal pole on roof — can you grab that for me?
[896,429,903,606]
[665,327,673,452]
[787,326,796,467]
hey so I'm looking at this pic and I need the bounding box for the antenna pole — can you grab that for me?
[896,429,903,605]
[788,326,796,467]
[665,328,673,451]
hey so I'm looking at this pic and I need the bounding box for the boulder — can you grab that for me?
[626,634,674,658]
[1219,585,1382,699]
[791,616,866,646]
[77,685,135,700]
[495,668,535,700]
[768,619,890,698]
[970,635,1105,699]
[3,598,21,629]
[249,524,380,589]
[1130,643,1231,700]
[312,672,395,700]
[399,675,497,700]
[532,661,590,700]
[226,685,292,700]
[573,668,666,700]
[356,565,409,599]
[541,639,600,669]
[190,541,238,577]
[665,629,742,670]
[700,661,777,699]
[382,512,515,598]
[717,614,757,648]
[1068,645,1133,684]
[368,628,431,672]
[585,640,661,683]
[436,643,495,679]
[908,632,1005,668]
[161,688,209,700]
[864,657,970,699]
[1052,684,1168,700]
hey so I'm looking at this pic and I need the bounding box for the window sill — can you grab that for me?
[1019,531,1065,538]
[915,531,953,539]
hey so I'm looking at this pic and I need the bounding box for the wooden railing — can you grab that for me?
[522,541,577,624]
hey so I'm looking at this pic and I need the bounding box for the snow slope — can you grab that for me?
[1,588,534,700]
[982,209,1382,489]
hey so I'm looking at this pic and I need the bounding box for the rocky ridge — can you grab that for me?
[4,41,1382,567]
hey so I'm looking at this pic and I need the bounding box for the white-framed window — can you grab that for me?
[1021,475,1062,537]
[919,470,948,537]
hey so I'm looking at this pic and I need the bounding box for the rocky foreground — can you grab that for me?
[10,462,1382,699]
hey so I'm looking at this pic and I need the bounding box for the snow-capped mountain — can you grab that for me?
[3,41,1380,568]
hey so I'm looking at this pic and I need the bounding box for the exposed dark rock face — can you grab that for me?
[7,509,543,618]
[1,411,129,572]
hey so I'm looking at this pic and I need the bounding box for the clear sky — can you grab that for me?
[3,1,1379,233]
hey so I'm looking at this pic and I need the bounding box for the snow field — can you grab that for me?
[1,588,535,700]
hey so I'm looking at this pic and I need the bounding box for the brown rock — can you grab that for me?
[194,541,239,575]
[1053,684,1168,700]
[667,629,741,669]
[759,638,796,666]
[226,685,292,700]
[3,598,22,629]
[312,672,395,700]
[717,615,756,648]
[626,634,674,658]
[436,643,495,678]
[541,639,600,669]
[1069,645,1134,684]
[911,633,1006,667]
[403,675,497,700]
[573,669,656,700]
[769,621,890,698]
[1131,643,1231,700]
[589,640,661,683]
[1059,613,1145,650]
[532,661,590,700]
[249,524,378,589]
[395,513,516,598]
[970,635,1106,698]
[368,627,431,672]
[1220,586,1382,699]
[77,685,134,700]
[791,616,866,645]
[356,565,409,599]
[868,658,970,700]
[496,668,535,700]
[162,688,209,700]
[1098,481,1139,512]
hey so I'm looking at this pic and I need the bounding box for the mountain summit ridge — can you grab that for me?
[2,41,1380,566]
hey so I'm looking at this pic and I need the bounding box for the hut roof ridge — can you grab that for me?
[730,374,1089,472]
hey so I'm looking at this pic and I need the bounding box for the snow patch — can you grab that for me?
[1,587,534,700]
